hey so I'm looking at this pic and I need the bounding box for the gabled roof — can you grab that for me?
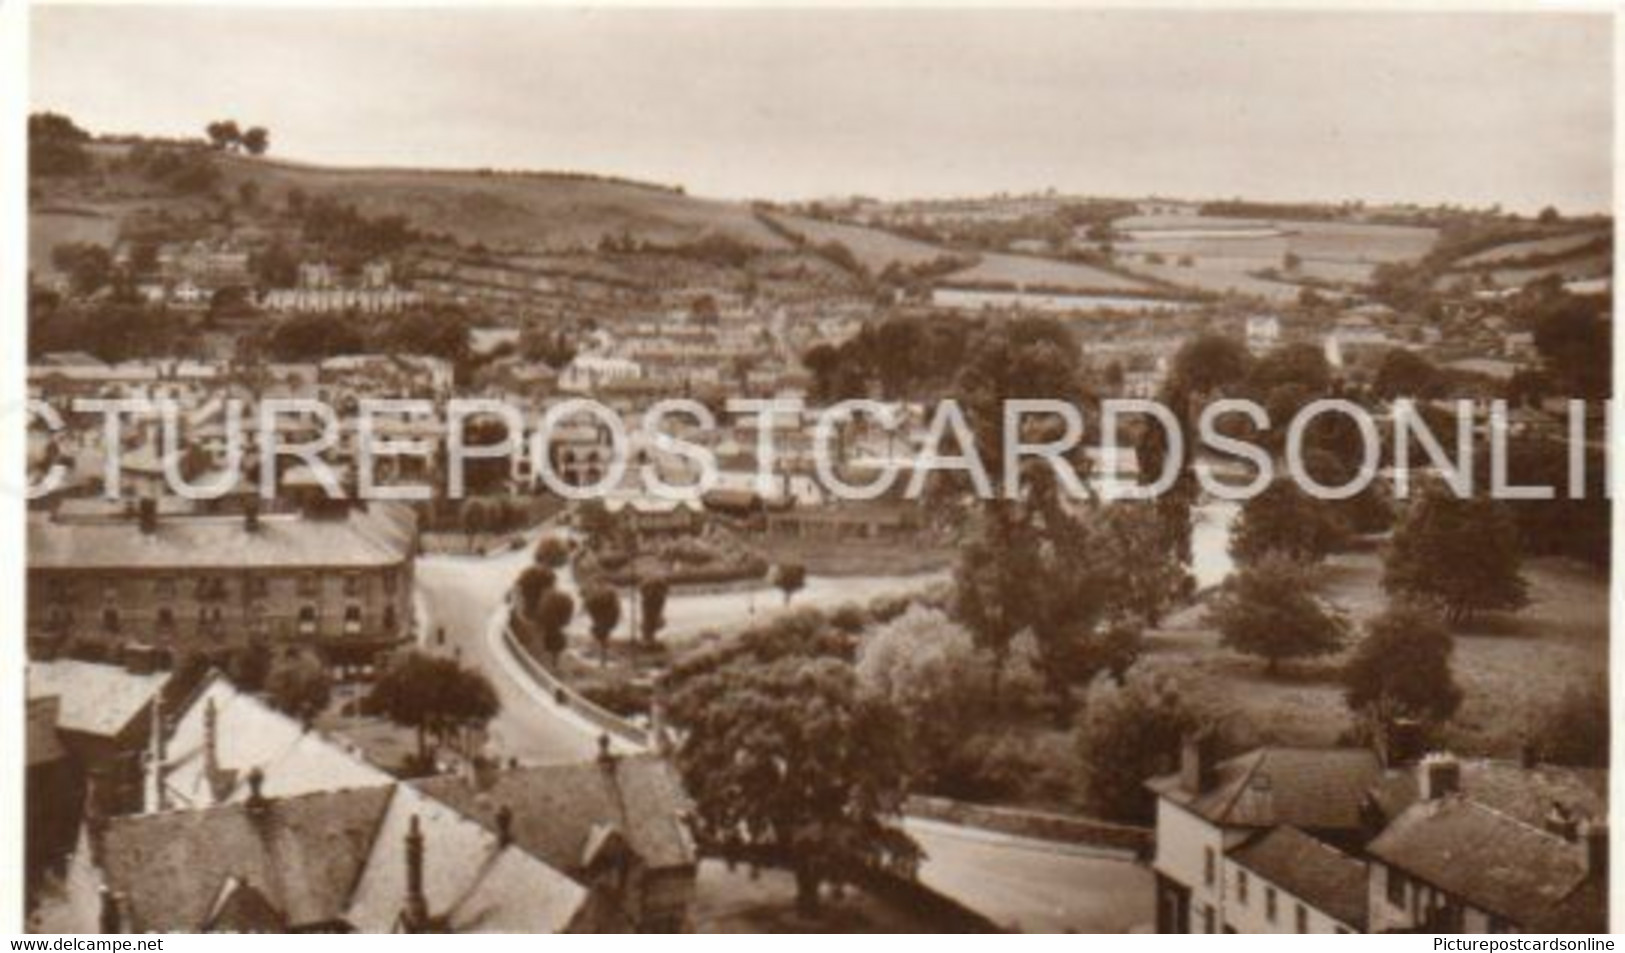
[1368,796,1599,930]
[160,671,393,810]
[98,784,396,931]
[344,784,586,934]
[1147,747,1383,831]
[1366,758,1606,831]
[414,754,696,874]
[1228,826,1367,931]
[28,503,416,572]
[28,661,170,740]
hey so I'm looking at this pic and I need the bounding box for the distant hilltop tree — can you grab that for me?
[29,111,92,177]
[205,120,270,155]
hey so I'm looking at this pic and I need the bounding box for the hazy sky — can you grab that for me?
[31,7,1615,212]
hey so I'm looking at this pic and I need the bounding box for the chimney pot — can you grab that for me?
[1419,752,1461,801]
[1180,730,1217,794]
[1582,821,1608,879]
[98,886,121,934]
[1546,801,1580,841]
[496,805,514,848]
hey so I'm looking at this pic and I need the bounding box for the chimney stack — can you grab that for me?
[1581,821,1608,879]
[148,698,169,812]
[496,805,514,849]
[1383,718,1424,767]
[137,498,158,535]
[1180,730,1217,794]
[98,886,121,934]
[1545,801,1579,841]
[204,698,220,782]
[1418,753,1461,802]
[403,815,429,931]
[245,766,268,819]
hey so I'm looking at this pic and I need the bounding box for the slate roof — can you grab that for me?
[98,785,396,931]
[344,783,586,934]
[414,753,696,874]
[1228,826,1368,931]
[160,672,393,810]
[28,503,415,572]
[27,661,170,740]
[1367,758,1607,830]
[1368,796,1599,930]
[27,697,68,769]
[1147,747,1384,831]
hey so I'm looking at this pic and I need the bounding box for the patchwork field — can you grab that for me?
[1108,214,1439,296]
[943,251,1154,293]
[1138,551,1607,757]
[775,214,954,270]
[29,208,119,274]
[1453,228,1611,267]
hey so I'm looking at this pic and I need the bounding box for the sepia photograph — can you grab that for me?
[15,3,1616,934]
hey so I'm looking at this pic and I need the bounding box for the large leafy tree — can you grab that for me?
[1074,671,1201,823]
[1343,603,1463,732]
[1230,478,1350,566]
[583,585,621,665]
[855,604,990,786]
[663,615,916,916]
[533,589,575,664]
[1383,488,1528,624]
[368,652,499,765]
[1207,555,1348,674]
[639,578,669,645]
[265,651,333,724]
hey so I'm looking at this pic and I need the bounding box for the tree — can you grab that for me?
[241,126,270,156]
[535,590,575,665]
[248,240,299,289]
[639,578,669,645]
[515,565,556,618]
[1207,556,1348,674]
[576,499,620,551]
[1074,671,1201,822]
[583,586,621,665]
[1383,488,1528,624]
[51,242,113,297]
[229,637,274,692]
[1372,348,1442,400]
[205,120,241,151]
[265,651,333,724]
[1230,478,1349,566]
[1537,205,1562,225]
[855,605,990,786]
[1529,294,1611,399]
[1535,679,1608,767]
[29,111,92,176]
[663,617,917,915]
[368,651,500,766]
[773,562,807,605]
[1343,603,1462,733]
[1098,503,1192,627]
[534,535,571,568]
[1166,333,1251,402]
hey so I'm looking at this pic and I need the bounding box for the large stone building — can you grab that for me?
[27,500,417,668]
[1148,737,1608,934]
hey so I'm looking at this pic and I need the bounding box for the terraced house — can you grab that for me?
[1148,738,1608,934]
[27,499,417,669]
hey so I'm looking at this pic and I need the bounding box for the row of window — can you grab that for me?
[1203,847,1346,934]
[44,570,400,602]
[48,604,397,635]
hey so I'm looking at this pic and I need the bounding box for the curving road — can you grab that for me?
[416,544,1154,932]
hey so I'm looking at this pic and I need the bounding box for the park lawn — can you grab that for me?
[753,534,959,577]
[1137,551,1608,756]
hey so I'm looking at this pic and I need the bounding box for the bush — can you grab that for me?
[578,679,653,719]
